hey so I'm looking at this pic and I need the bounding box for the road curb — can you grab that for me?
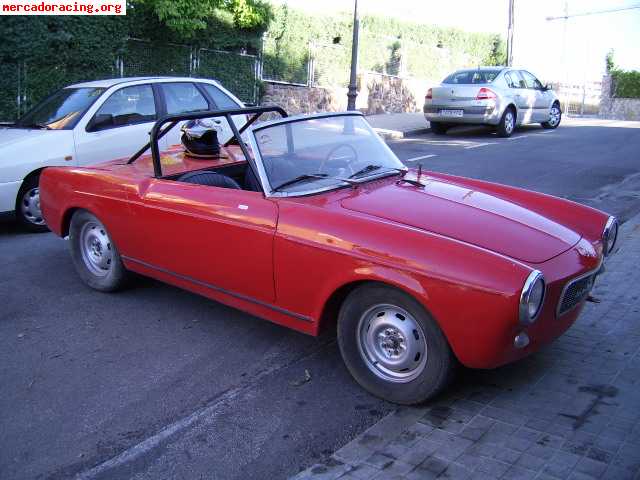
[373,127,431,140]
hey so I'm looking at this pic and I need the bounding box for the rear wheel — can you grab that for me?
[496,107,516,137]
[542,103,561,129]
[430,121,449,135]
[69,210,128,292]
[15,174,48,233]
[337,284,456,405]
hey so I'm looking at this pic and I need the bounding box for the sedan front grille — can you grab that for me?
[558,272,596,316]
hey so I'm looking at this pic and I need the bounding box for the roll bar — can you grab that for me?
[126,106,288,178]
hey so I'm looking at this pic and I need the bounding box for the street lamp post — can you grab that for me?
[506,0,514,66]
[347,0,360,111]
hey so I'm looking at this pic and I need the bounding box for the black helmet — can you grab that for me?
[181,119,221,157]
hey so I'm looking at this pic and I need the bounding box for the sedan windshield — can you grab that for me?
[254,115,405,195]
[16,87,105,130]
[442,69,502,84]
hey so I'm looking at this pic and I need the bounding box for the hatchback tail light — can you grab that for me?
[426,88,433,100]
[476,87,497,100]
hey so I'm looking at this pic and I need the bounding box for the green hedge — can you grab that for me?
[262,5,505,86]
[0,5,506,120]
[0,9,263,120]
[611,69,640,99]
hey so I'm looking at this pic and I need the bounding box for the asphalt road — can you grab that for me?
[1,117,639,480]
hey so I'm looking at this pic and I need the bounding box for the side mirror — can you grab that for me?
[87,113,114,132]
[542,84,551,92]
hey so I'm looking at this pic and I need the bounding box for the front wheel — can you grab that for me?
[69,210,128,292]
[337,284,456,405]
[542,103,562,129]
[15,174,49,233]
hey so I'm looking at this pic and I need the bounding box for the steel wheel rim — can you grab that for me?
[20,187,44,225]
[549,106,561,126]
[79,221,113,277]
[356,304,428,383]
[505,111,514,134]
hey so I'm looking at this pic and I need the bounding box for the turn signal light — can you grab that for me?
[425,88,433,100]
[476,87,497,100]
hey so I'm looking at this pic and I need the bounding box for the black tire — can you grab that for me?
[430,121,449,135]
[337,284,456,405]
[15,174,49,233]
[69,210,128,292]
[542,102,562,129]
[496,107,516,138]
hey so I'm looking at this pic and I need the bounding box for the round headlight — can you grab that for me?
[603,217,618,256]
[519,271,545,325]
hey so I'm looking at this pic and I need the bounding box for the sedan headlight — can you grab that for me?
[519,271,545,325]
[602,216,618,257]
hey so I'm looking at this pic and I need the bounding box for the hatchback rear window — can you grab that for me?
[442,70,501,84]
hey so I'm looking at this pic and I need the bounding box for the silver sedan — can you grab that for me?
[424,67,562,137]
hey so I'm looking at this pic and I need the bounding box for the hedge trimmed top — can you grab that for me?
[611,70,640,99]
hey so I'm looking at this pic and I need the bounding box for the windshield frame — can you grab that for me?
[249,112,407,198]
[15,86,106,130]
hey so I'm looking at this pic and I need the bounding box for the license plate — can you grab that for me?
[440,109,463,117]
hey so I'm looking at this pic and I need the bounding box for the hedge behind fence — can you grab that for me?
[0,9,263,120]
[611,70,640,99]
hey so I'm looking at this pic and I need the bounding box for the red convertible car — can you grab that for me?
[40,107,618,404]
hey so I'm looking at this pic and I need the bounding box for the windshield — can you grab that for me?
[16,87,105,130]
[442,69,502,84]
[253,115,405,195]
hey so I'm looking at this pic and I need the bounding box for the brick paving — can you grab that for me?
[291,215,640,480]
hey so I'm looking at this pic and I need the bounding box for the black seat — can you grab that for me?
[177,171,241,189]
[244,167,262,192]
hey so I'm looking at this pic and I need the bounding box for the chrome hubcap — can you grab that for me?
[505,112,514,133]
[549,106,561,126]
[80,221,113,277]
[357,304,427,383]
[21,187,44,225]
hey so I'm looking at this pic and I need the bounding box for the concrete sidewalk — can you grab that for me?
[292,215,640,480]
[366,112,430,139]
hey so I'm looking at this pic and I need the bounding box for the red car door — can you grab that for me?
[125,180,278,302]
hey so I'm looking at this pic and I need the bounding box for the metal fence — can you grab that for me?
[557,81,602,116]
[0,39,261,120]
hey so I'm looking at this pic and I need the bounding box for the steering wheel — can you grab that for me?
[319,144,359,175]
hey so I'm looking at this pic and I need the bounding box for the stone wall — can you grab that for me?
[261,74,434,116]
[600,75,640,121]
[261,82,347,115]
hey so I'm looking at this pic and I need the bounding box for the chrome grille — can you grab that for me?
[558,273,596,316]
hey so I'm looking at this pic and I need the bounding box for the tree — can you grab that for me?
[132,0,273,38]
[605,49,615,73]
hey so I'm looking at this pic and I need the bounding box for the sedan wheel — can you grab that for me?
[542,104,562,129]
[21,187,44,226]
[15,175,49,232]
[497,108,515,137]
[338,284,456,405]
[69,210,128,292]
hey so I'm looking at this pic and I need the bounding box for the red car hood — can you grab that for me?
[341,177,580,263]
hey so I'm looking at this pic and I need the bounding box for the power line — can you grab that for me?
[546,3,640,21]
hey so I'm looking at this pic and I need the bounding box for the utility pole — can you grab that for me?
[347,0,360,111]
[506,0,514,66]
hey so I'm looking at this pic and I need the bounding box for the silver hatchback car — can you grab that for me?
[424,67,562,137]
